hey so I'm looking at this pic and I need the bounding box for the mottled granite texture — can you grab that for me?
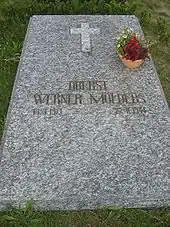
[0,15,170,211]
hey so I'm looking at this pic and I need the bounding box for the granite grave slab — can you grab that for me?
[0,15,170,210]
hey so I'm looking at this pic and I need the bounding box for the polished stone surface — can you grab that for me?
[0,15,170,210]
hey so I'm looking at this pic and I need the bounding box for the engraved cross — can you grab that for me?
[70,23,100,52]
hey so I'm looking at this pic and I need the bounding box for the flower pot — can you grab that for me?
[118,54,144,69]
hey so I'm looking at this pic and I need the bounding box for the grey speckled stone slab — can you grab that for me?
[0,15,170,211]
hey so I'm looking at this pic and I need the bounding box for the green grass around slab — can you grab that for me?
[130,0,170,103]
[0,0,170,226]
[0,201,170,227]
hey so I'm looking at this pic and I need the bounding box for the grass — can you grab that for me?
[0,201,170,227]
[0,0,170,226]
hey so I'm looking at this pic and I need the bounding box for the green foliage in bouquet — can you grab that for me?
[116,28,149,61]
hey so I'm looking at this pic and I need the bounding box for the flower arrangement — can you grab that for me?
[116,28,150,68]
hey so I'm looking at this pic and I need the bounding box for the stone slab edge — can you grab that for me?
[0,17,33,159]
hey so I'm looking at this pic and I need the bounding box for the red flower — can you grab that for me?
[123,36,143,61]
